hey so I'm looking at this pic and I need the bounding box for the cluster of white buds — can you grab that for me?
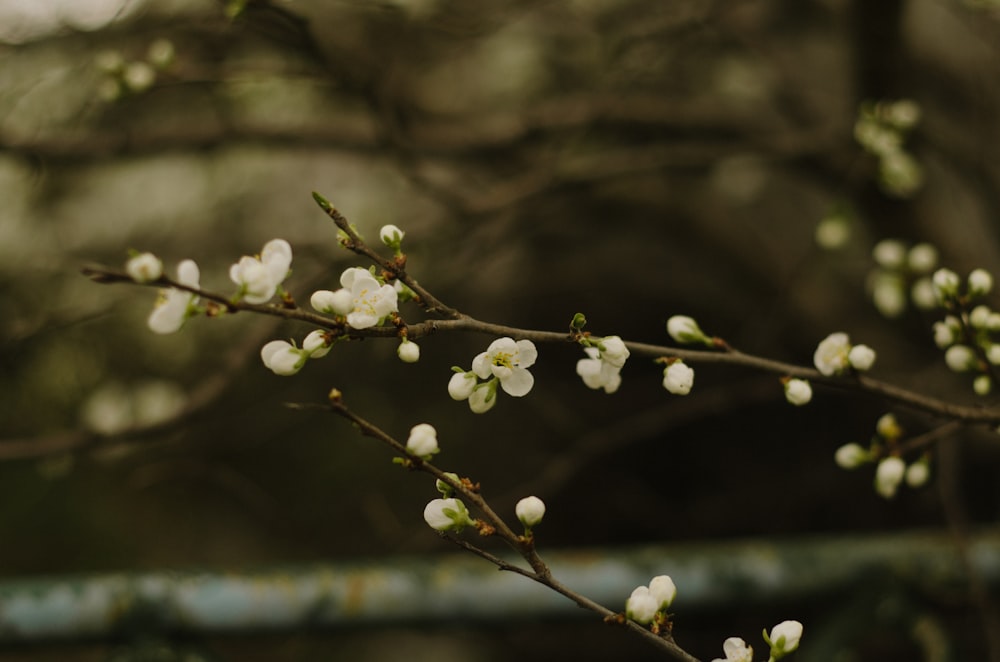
[448,337,538,413]
[813,332,876,376]
[866,239,940,318]
[94,38,175,101]
[853,99,923,198]
[311,266,399,329]
[927,267,1000,394]
[576,335,629,393]
[624,575,676,625]
[710,620,803,662]
[834,413,930,499]
[260,330,332,376]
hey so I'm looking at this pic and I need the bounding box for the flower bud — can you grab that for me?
[260,340,304,376]
[423,497,473,532]
[311,289,353,316]
[875,456,906,498]
[783,378,812,406]
[666,315,711,346]
[848,344,876,371]
[468,382,497,413]
[662,361,694,395]
[302,330,331,358]
[598,335,630,368]
[766,620,803,658]
[911,277,937,310]
[515,496,546,529]
[834,442,869,469]
[406,423,439,458]
[397,338,420,363]
[931,268,960,301]
[448,371,476,401]
[126,252,163,283]
[907,243,938,273]
[932,321,957,349]
[379,224,405,247]
[945,344,977,372]
[875,413,902,440]
[969,268,994,298]
[905,459,930,487]
[436,472,461,497]
[648,575,676,609]
[974,374,992,396]
[872,239,906,269]
[625,586,658,625]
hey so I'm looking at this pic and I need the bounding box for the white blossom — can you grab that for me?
[576,347,622,394]
[397,339,420,363]
[340,267,398,329]
[711,637,753,662]
[472,337,538,397]
[230,238,292,304]
[767,620,803,657]
[813,332,851,376]
[423,497,473,532]
[515,496,546,528]
[625,586,658,625]
[126,252,162,283]
[783,378,812,406]
[835,442,868,469]
[148,259,200,334]
[406,423,439,458]
[974,375,992,396]
[875,456,906,498]
[663,361,694,395]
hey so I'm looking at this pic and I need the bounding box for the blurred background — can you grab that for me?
[2,0,1000,659]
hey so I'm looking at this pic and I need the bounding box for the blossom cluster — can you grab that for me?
[709,620,803,662]
[449,337,538,413]
[929,267,998,395]
[812,332,876,376]
[624,575,676,625]
[853,99,923,198]
[834,413,930,499]
[867,238,940,318]
[94,38,175,100]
